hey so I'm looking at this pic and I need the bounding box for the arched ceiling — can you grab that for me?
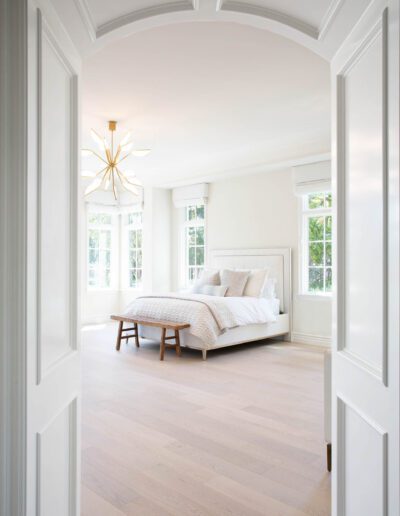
[52,0,371,59]
[82,21,330,187]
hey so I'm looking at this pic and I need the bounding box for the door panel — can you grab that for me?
[332,0,399,514]
[26,3,81,515]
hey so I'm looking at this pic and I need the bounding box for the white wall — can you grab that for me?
[171,168,332,344]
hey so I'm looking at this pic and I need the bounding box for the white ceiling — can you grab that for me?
[82,21,330,187]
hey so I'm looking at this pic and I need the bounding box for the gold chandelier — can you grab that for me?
[82,120,150,200]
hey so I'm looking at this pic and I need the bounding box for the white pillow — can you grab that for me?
[192,269,220,293]
[220,269,250,297]
[243,269,269,297]
[198,284,228,297]
[263,278,277,299]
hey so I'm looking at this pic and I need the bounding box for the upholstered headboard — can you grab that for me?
[208,248,292,314]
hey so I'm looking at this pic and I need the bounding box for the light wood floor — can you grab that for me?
[81,323,331,516]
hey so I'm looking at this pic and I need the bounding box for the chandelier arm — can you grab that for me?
[111,167,117,200]
[95,165,110,177]
[115,153,130,165]
[82,149,109,165]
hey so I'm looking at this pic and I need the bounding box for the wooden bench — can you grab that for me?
[110,315,190,361]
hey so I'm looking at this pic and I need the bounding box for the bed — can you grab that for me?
[124,248,291,359]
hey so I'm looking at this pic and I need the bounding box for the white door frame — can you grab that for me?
[0,0,29,514]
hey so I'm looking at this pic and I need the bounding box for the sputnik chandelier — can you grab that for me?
[82,120,150,200]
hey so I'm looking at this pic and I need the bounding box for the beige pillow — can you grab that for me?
[220,269,250,297]
[192,269,220,293]
[243,269,269,297]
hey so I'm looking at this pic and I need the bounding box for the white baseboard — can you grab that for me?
[291,332,331,347]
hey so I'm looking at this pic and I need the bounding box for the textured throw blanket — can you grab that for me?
[123,294,239,344]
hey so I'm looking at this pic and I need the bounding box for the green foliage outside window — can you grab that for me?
[306,193,332,294]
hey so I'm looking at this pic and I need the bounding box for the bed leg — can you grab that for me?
[202,349,207,361]
[327,443,332,472]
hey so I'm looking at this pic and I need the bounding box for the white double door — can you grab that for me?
[331,0,400,514]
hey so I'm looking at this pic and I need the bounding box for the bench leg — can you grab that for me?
[202,349,207,361]
[116,321,123,351]
[174,330,181,356]
[160,327,166,361]
[134,322,140,348]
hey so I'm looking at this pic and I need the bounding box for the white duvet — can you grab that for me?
[123,293,277,345]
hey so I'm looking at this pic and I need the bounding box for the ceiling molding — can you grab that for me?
[158,152,331,189]
[218,1,319,39]
[96,1,195,38]
[318,0,345,40]
[73,0,97,42]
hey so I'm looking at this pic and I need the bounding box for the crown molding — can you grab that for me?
[73,0,96,42]
[158,152,331,188]
[218,1,319,39]
[73,0,347,45]
[318,0,345,40]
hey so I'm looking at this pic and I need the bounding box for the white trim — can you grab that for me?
[0,1,28,514]
[73,0,96,42]
[291,332,331,347]
[318,0,345,40]
[97,1,194,38]
[160,153,331,189]
[219,0,318,39]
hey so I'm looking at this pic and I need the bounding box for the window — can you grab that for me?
[126,211,143,289]
[302,192,332,294]
[184,204,205,285]
[87,212,113,289]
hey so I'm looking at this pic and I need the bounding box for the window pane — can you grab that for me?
[196,267,204,279]
[188,246,196,266]
[100,230,111,249]
[308,216,324,241]
[325,243,332,266]
[89,249,98,265]
[188,267,196,282]
[136,229,142,248]
[188,227,196,245]
[325,193,332,208]
[129,230,136,249]
[129,269,137,287]
[196,227,204,246]
[128,212,141,226]
[308,193,324,209]
[129,250,136,268]
[325,268,332,292]
[100,250,111,268]
[88,230,99,248]
[187,206,196,221]
[309,242,324,266]
[104,269,111,288]
[88,268,97,286]
[309,268,324,292]
[88,213,99,225]
[325,216,332,240]
[137,250,142,268]
[196,205,204,220]
[137,269,142,283]
[196,247,204,265]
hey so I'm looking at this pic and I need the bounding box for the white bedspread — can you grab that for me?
[123,293,277,344]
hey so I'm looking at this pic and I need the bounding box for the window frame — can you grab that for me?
[182,203,206,287]
[86,210,117,291]
[300,191,332,297]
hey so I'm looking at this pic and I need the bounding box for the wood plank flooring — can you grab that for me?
[81,323,331,516]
